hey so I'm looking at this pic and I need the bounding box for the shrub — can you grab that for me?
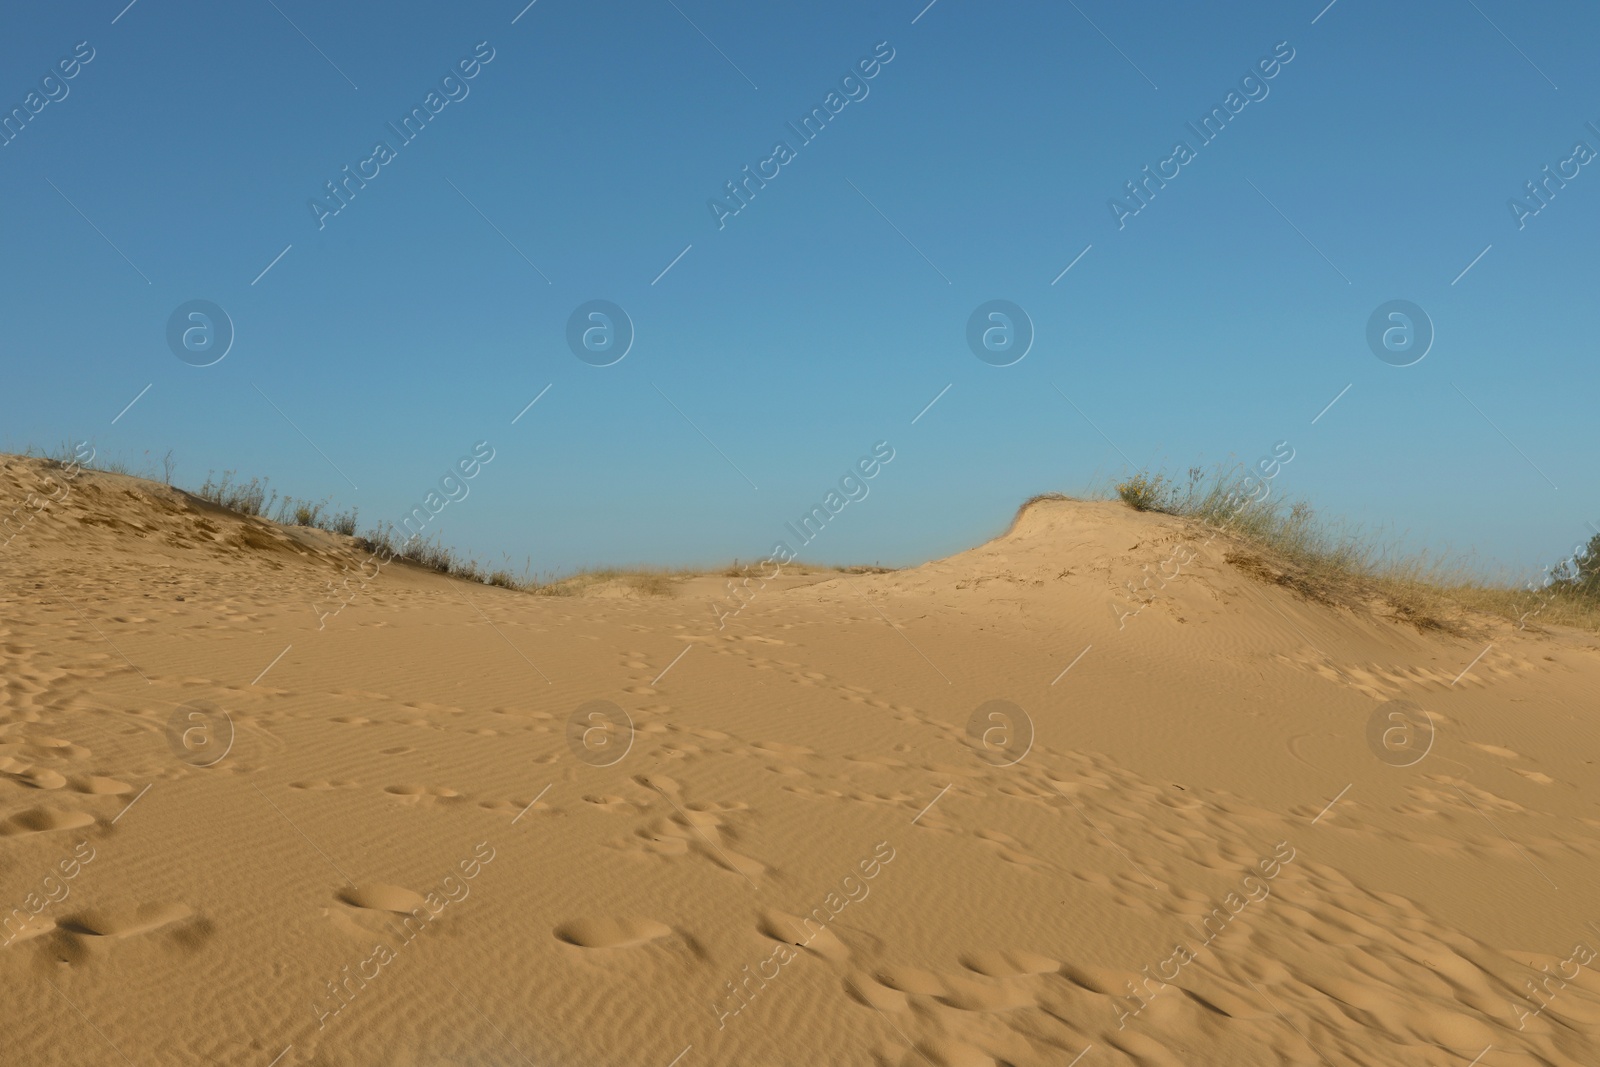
[1116,472,1175,512]
[329,508,358,537]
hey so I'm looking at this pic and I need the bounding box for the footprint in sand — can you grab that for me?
[0,806,96,836]
[338,884,427,913]
[931,974,1038,1013]
[583,794,643,815]
[974,829,1050,869]
[749,741,816,759]
[757,910,850,962]
[49,902,208,963]
[60,902,196,940]
[72,775,134,795]
[959,949,1062,978]
[842,971,912,1012]
[553,917,671,949]
[2,766,68,789]
[626,779,767,878]
[381,784,465,805]
[17,735,92,760]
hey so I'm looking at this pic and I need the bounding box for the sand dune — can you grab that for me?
[2,453,1598,1066]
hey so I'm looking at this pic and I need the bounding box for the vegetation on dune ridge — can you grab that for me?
[1106,463,1600,633]
[13,445,1595,629]
[13,444,696,596]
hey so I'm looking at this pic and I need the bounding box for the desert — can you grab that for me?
[2,453,1597,1066]
[6,3,1598,1064]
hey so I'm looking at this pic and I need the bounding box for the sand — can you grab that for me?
[1,453,1597,1066]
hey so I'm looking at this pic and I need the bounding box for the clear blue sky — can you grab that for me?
[3,0,1595,579]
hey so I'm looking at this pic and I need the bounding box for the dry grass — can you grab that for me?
[182,468,749,598]
[176,470,493,586]
[354,524,493,584]
[1017,491,1071,511]
[197,471,274,517]
[1107,464,1600,634]
[26,441,176,484]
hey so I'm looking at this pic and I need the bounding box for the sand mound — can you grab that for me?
[2,460,1598,1066]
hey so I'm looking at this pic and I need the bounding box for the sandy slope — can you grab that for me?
[1,454,1597,1067]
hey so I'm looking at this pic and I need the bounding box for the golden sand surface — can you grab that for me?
[2,455,1597,1066]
